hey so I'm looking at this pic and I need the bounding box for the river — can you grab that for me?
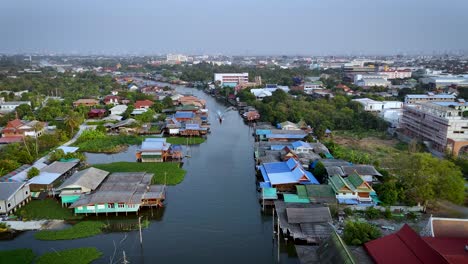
[0,85,299,263]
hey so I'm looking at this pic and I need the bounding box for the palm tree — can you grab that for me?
[65,112,83,136]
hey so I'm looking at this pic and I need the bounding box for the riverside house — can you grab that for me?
[57,167,110,206]
[70,172,166,215]
[258,158,319,191]
[0,182,31,215]
[136,138,171,162]
[328,173,375,205]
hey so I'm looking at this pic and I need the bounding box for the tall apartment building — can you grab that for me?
[214,73,249,87]
[378,69,412,79]
[401,102,468,156]
[166,54,188,63]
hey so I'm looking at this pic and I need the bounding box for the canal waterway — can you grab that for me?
[0,85,299,263]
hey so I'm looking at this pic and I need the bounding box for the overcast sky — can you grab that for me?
[1,0,467,55]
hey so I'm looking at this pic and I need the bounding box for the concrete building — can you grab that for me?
[378,69,412,79]
[0,101,31,113]
[404,93,456,104]
[214,73,249,87]
[352,98,402,112]
[420,74,468,88]
[401,102,468,156]
[166,54,188,63]
[303,81,324,94]
[354,74,390,87]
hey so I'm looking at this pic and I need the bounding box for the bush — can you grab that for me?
[365,207,380,220]
[343,221,382,246]
[343,207,354,216]
[27,167,40,179]
[383,208,392,219]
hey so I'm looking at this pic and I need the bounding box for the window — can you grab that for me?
[87,205,95,210]
[118,203,125,208]
[25,191,28,195]
[108,203,115,209]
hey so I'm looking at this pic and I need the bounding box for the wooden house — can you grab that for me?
[280,146,298,161]
[57,167,109,206]
[136,138,171,162]
[0,182,31,215]
[328,173,374,205]
[259,158,319,191]
[70,172,165,215]
[87,109,106,119]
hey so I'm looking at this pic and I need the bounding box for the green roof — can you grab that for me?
[296,185,308,199]
[324,153,334,159]
[262,187,278,200]
[317,230,357,264]
[284,194,310,203]
[328,175,354,193]
[305,184,336,198]
[346,173,364,188]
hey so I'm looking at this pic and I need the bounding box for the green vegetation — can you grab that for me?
[48,149,86,163]
[74,130,141,153]
[35,221,105,240]
[36,247,102,264]
[15,199,82,220]
[0,248,35,264]
[93,162,186,185]
[27,167,40,179]
[238,90,388,138]
[343,221,381,246]
[166,137,205,145]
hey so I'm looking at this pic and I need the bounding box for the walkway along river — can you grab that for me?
[0,85,299,263]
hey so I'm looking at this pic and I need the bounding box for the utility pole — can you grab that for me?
[123,251,129,264]
[164,171,167,186]
[138,216,143,246]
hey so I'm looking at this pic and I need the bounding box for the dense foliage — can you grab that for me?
[239,89,388,137]
[73,130,141,153]
[343,221,381,246]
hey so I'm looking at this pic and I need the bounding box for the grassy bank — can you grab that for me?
[35,221,105,240]
[15,199,82,220]
[36,247,102,264]
[166,136,205,145]
[0,248,35,264]
[93,162,186,185]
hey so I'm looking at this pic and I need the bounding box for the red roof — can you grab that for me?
[0,136,23,143]
[423,237,468,264]
[135,100,154,108]
[364,224,449,264]
[6,119,25,129]
[89,109,106,114]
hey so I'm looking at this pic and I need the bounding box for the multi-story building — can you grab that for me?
[378,69,412,79]
[352,98,402,112]
[404,93,456,104]
[420,74,468,88]
[401,101,468,156]
[354,74,390,87]
[166,54,188,63]
[303,81,324,94]
[214,73,249,87]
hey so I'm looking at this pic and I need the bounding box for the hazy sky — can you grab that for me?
[1,0,467,55]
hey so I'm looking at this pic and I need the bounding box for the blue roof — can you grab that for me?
[292,141,312,149]
[337,198,359,205]
[171,145,183,151]
[256,129,272,135]
[271,145,287,151]
[259,182,272,188]
[266,134,306,139]
[260,159,316,185]
[175,111,195,119]
[185,123,201,129]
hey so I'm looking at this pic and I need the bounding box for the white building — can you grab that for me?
[214,73,249,87]
[420,75,468,88]
[166,54,188,63]
[354,74,390,87]
[378,70,412,79]
[352,98,402,112]
[303,82,324,94]
[250,89,272,100]
[0,182,31,215]
[0,101,31,113]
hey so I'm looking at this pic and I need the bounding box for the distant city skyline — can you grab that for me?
[1,0,468,56]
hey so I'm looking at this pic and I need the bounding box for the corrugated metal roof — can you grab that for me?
[0,182,25,200]
[286,207,331,224]
[58,167,109,191]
